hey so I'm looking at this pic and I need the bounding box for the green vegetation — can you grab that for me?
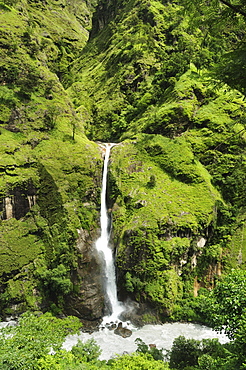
[109,136,223,316]
[0,0,245,327]
[0,311,170,370]
[0,0,103,317]
[167,270,246,369]
[0,126,102,315]
[180,0,246,95]
[1,275,246,370]
[0,311,81,369]
[202,269,246,339]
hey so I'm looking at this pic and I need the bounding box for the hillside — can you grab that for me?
[0,0,245,323]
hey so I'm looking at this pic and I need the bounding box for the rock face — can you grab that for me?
[0,0,101,319]
[0,134,103,319]
[106,140,222,319]
[65,228,104,322]
[90,0,118,38]
[0,0,246,325]
[1,185,37,221]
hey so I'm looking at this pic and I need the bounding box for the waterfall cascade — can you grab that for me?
[96,143,124,325]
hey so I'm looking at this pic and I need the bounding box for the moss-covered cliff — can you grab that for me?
[0,0,105,320]
[0,0,245,322]
[67,0,245,321]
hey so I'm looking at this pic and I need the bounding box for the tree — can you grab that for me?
[218,0,246,17]
[181,0,246,21]
[37,339,103,370]
[180,0,246,95]
[168,336,201,369]
[209,269,246,339]
[109,352,168,370]
[71,339,101,363]
[0,311,81,370]
[36,264,73,296]
[233,315,246,367]
[168,336,229,369]
[135,338,165,361]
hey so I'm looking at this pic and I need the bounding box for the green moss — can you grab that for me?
[67,1,205,141]
[0,217,43,276]
[0,100,102,314]
[227,213,246,269]
[109,136,222,312]
[34,136,101,203]
[0,0,97,143]
[4,276,41,310]
[0,0,246,320]
[137,134,207,183]
[0,91,102,313]
[144,268,183,311]
[141,313,160,324]
[111,136,220,234]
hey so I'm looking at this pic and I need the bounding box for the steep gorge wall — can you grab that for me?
[0,0,245,323]
[108,137,221,321]
[0,132,105,319]
[0,0,106,320]
[67,0,245,322]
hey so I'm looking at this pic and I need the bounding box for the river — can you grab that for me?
[63,322,229,360]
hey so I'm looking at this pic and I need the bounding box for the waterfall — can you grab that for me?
[96,143,124,324]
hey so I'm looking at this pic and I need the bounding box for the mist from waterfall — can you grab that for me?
[96,143,124,324]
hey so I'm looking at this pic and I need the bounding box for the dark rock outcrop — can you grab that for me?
[1,184,37,220]
[65,228,104,323]
[114,322,132,338]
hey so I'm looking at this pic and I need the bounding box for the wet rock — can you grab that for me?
[1,184,37,220]
[114,322,132,338]
[65,228,104,323]
[149,344,156,348]
[105,322,117,330]
[119,301,161,328]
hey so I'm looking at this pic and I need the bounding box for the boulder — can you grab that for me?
[114,322,132,338]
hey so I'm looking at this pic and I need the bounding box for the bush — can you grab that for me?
[168,336,228,370]
[109,352,168,370]
[0,312,81,370]
[71,339,102,363]
[168,336,200,369]
[135,338,165,361]
[36,264,73,295]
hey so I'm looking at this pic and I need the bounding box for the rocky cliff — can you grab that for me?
[0,0,245,323]
[0,0,105,320]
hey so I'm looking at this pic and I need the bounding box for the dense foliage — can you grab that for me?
[180,0,246,94]
[0,312,81,369]
[1,283,246,370]
[0,312,170,370]
[0,0,245,336]
[167,270,246,369]
[201,269,246,339]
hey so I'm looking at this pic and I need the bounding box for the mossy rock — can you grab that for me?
[0,217,43,276]
[108,136,221,313]
[0,123,102,316]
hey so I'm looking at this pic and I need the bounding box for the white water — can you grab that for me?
[63,322,229,361]
[96,143,124,324]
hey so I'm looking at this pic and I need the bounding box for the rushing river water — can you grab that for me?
[63,322,229,360]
